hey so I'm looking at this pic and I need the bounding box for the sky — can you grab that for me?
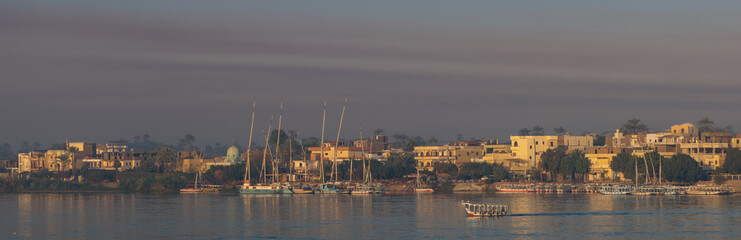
[2,0,741,148]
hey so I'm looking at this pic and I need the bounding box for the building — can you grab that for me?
[308,142,365,162]
[585,147,634,181]
[414,141,484,171]
[679,131,732,170]
[353,135,388,153]
[510,134,594,169]
[67,142,97,156]
[481,143,529,174]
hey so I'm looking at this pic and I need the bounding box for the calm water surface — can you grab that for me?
[2,192,740,239]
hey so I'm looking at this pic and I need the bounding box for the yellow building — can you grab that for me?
[670,123,699,139]
[481,144,528,174]
[732,135,741,149]
[510,135,594,168]
[414,141,484,171]
[585,147,636,181]
[308,143,365,162]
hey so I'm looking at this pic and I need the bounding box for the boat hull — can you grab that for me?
[414,188,435,193]
[239,185,293,194]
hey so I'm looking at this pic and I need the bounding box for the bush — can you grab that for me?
[118,172,191,194]
[713,175,727,185]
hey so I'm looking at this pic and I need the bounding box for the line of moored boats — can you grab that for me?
[496,183,734,195]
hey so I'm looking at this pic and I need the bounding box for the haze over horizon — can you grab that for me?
[2,1,741,148]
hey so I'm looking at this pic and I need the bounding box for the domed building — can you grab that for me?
[224,144,242,164]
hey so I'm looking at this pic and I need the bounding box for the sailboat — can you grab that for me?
[290,129,314,194]
[351,125,381,195]
[240,99,293,194]
[318,97,349,194]
[181,151,221,193]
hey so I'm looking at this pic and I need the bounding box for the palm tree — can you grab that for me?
[55,154,71,179]
[67,146,79,178]
[531,126,545,135]
[554,127,567,135]
[621,118,648,134]
[696,117,716,133]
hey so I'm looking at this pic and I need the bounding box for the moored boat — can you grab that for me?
[599,185,632,195]
[496,183,535,193]
[686,185,732,195]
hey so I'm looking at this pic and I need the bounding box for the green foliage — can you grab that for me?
[621,118,648,134]
[713,175,727,185]
[662,154,703,183]
[433,162,458,178]
[457,162,492,180]
[143,146,178,173]
[489,163,511,182]
[540,148,566,181]
[553,127,567,135]
[118,172,191,194]
[518,128,531,136]
[593,135,606,146]
[83,169,118,183]
[374,153,416,179]
[559,150,591,182]
[113,160,122,170]
[0,178,112,193]
[204,163,246,185]
[720,148,741,174]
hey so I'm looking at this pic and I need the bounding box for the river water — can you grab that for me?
[2,192,740,239]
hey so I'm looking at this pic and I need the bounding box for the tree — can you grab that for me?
[67,146,79,178]
[458,162,493,180]
[456,133,463,141]
[426,137,439,146]
[553,127,567,135]
[610,153,638,181]
[55,154,71,178]
[152,146,178,172]
[621,118,648,134]
[662,154,703,183]
[720,148,741,174]
[113,160,122,172]
[559,150,591,182]
[373,128,384,136]
[696,117,716,134]
[433,162,458,178]
[531,126,545,136]
[539,148,566,181]
[178,134,196,150]
[713,175,727,185]
[518,128,531,136]
[593,135,606,146]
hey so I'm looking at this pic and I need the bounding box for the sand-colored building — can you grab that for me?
[414,141,484,171]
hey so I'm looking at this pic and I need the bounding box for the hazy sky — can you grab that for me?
[2,1,741,147]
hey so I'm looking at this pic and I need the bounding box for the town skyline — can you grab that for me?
[3,1,741,146]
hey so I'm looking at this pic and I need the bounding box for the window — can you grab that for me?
[514,141,518,147]
[550,142,554,147]
[530,146,533,149]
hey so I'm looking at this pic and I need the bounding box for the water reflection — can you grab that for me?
[1,193,740,239]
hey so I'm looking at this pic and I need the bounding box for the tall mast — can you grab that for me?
[367,135,373,184]
[332,95,348,183]
[289,129,293,184]
[275,97,284,183]
[356,124,363,184]
[261,115,274,184]
[320,98,327,183]
[244,98,256,184]
[297,130,307,182]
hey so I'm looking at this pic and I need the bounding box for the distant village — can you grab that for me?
[2,120,741,183]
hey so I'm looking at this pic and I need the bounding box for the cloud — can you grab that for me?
[1,1,741,146]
